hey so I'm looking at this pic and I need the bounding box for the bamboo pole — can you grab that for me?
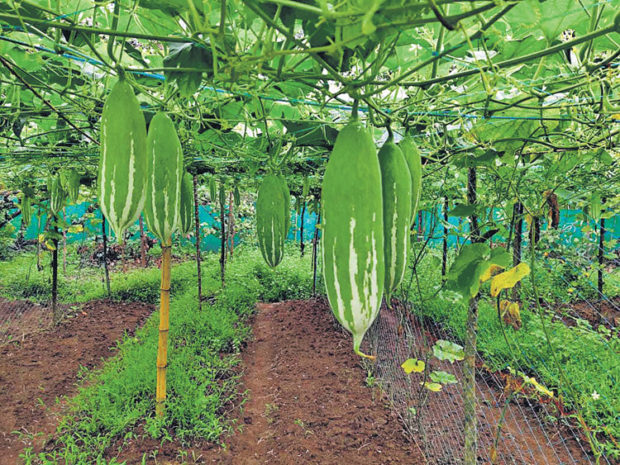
[156,241,172,417]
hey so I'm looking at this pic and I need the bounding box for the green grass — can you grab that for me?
[400,244,619,459]
[15,244,314,465]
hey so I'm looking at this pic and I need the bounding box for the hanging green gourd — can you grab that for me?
[143,112,183,417]
[98,79,147,241]
[60,169,81,203]
[209,176,217,203]
[233,185,241,207]
[179,171,194,235]
[399,136,423,226]
[256,174,286,267]
[20,193,32,227]
[47,174,66,216]
[378,137,412,305]
[321,120,384,359]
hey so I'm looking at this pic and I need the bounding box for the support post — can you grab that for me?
[155,242,172,417]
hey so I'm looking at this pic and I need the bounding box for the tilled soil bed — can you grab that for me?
[0,300,153,465]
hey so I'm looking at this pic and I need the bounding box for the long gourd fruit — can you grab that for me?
[399,137,423,226]
[256,175,286,267]
[60,169,81,203]
[143,112,183,243]
[20,193,31,227]
[378,139,412,305]
[98,79,147,241]
[47,174,66,216]
[179,171,194,235]
[321,121,384,359]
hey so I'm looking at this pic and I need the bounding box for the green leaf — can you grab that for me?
[430,371,458,385]
[422,381,443,392]
[401,358,425,374]
[449,204,477,217]
[163,43,212,98]
[446,243,491,299]
[433,340,465,363]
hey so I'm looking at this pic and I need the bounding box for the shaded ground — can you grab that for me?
[0,300,153,465]
[111,299,425,464]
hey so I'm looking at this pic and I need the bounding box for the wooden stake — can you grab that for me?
[156,242,172,417]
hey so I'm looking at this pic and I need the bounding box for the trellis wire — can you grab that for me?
[365,211,617,465]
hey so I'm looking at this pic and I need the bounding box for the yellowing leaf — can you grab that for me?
[421,382,443,392]
[401,358,425,374]
[491,263,531,297]
[499,300,522,330]
[44,240,56,251]
[67,224,84,234]
[480,264,505,282]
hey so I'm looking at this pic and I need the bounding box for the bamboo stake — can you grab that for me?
[156,241,172,417]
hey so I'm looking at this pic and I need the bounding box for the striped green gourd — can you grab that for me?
[179,171,194,235]
[60,169,81,203]
[378,139,412,305]
[321,121,384,358]
[277,175,290,238]
[256,175,286,267]
[209,177,217,202]
[399,137,423,226]
[143,113,183,243]
[20,193,31,227]
[47,174,66,215]
[233,185,240,206]
[98,79,147,241]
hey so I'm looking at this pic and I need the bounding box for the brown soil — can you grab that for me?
[109,299,426,465]
[0,300,153,465]
[555,297,620,333]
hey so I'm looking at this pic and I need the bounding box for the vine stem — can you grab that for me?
[402,25,616,88]
[0,55,98,144]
